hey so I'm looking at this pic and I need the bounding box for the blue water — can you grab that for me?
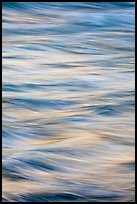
[2,2,135,202]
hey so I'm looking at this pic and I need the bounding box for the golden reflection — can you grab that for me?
[2,2,135,202]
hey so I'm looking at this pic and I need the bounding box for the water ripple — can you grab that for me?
[2,2,135,202]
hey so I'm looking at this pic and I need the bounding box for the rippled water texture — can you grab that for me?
[2,2,135,202]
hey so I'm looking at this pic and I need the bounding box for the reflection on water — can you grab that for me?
[2,2,135,202]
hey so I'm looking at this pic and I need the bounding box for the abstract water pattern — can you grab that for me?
[2,2,135,202]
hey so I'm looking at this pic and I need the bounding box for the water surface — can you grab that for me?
[2,2,135,202]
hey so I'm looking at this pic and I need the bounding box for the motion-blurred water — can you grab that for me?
[2,2,135,202]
